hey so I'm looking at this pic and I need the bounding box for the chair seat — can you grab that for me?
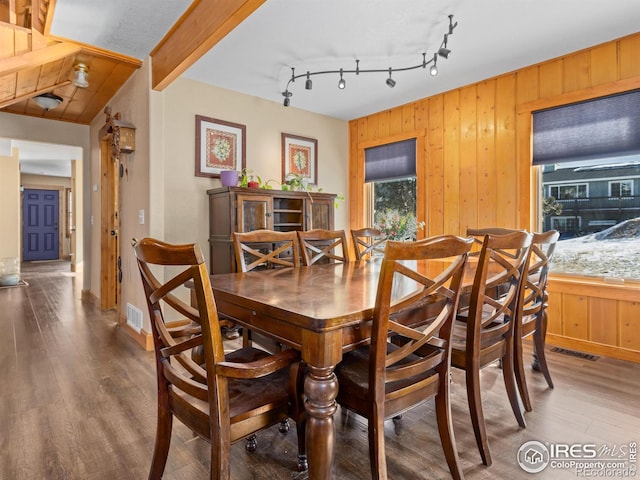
[172,347,293,422]
[336,343,441,412]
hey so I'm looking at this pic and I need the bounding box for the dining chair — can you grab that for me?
[466,228,559,410]
[450,230,532,466]
[514,230,559,411]
[297,228,351,265]
[132,237,307,479]
[334,235,473,480]
[351,227,387,260]
[232,229,300,271]
[232,229,300,352]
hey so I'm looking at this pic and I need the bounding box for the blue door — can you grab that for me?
[22,189,59,261]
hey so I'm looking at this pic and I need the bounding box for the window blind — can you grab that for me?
[364,138,416,182]
[533,89,640,165]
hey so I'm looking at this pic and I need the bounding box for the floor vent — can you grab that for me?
[551,347,599,361]
[126,303,143,333]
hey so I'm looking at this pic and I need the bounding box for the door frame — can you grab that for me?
[98,110,122,310]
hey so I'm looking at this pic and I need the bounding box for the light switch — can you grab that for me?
[138,209,145,225]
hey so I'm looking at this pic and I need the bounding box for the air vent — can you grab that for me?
[126,303,143,333]
[551,347,599,361]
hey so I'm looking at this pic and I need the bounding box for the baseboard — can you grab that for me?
[546,334,640,364]
[119,314,154,351]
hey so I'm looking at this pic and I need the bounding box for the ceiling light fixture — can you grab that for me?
[33,92,63,111]
[282,14,457,107]
[73,63,89,88]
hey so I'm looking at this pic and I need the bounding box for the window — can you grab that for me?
[609,180,633,197]
[548,184,588,200]
[534,90,640,280]
[550,216,581,233]
[365,139,421,241]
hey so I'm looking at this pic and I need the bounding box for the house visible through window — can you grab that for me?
[533,89,640,280]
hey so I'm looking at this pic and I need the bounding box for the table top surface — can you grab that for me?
[211,258,482,333]
[212,261,384,332]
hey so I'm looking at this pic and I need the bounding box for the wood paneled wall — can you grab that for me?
[349,32,640,362]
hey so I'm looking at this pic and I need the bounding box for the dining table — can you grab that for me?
[210,257,487,479]
[211,260,386,479]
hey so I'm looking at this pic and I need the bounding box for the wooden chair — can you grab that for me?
[232,229,300,271]
[334,235,473,480]
[514,230,559,411]
[132,238,307,479]
[351,227,387,260]
[450,230,532,466]
[297,229,350,265]
[231,229,299,352]
[466,228,559,410]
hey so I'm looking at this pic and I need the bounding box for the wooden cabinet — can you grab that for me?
[208,187,336,274]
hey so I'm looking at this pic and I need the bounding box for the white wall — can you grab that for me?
[0,149,20,260]
[159,77,349,260]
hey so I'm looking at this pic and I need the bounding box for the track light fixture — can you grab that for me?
[281,14,458,107]
[385,68,396,88]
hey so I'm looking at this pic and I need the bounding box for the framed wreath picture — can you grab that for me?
[281,133,318,185]
[195,115,246,177]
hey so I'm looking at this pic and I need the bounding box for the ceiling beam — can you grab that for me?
[150,0,265,91]
[0,41,80,76]
[0,79,70,109]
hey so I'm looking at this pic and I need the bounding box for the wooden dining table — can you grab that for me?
[211,260,386,479]
[210,258,484,479]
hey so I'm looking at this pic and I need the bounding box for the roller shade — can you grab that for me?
[533,89,640,165]
[365,138,416,182]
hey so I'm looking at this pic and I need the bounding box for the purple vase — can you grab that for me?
[219,170,239,187]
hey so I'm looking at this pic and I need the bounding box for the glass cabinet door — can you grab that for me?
[237,194,273,231]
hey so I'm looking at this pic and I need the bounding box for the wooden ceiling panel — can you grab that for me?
[15,65,39,95]
[0,2,143,124]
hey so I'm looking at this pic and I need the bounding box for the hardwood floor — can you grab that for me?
[1,261,639,479]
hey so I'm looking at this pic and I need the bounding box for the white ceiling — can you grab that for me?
[0,138,81,177]
[9,0,640,177]
[50,0,640,121]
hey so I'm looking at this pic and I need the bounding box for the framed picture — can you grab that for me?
[195,115,246,177]
[281,133,318,185]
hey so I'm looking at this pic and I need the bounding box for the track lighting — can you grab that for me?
[282,90,292,106]
[281,14,458,107]
[430,54,439,76]
[338,69,346,89]
[438,47,451,59]
[385,68,396,88]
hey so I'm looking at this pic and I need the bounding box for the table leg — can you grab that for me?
[304,366,338,480]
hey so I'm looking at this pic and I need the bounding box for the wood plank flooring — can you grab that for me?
[1,261,639,479]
